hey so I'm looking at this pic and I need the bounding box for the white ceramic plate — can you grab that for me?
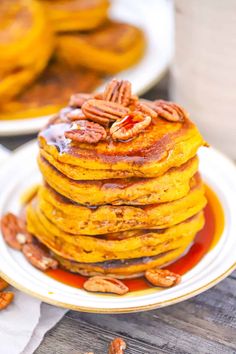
[0,142,236,313]
[0,0,173,137]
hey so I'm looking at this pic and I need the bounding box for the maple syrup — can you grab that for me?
[46,185,224,292]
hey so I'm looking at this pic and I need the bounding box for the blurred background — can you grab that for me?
[0,0,235,157]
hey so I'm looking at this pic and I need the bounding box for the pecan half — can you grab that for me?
[154,100,188,122]
[1,213,32,250]
[110,113,151,141]
[0,278,8,291]
[82,99,129,125]
[145,268,181,288]
[139,98,157,110]
[103,79,131,107]
[46,107,73,127]
[109,338,127,354]
[65,120,107,144]
[66,108,87,121]
[22,243,58,271]
[135,102,157,119]
[0,292,14,311]
[83,276,129,295]
[47,114,66,127]
[69,93,93,108]
[93,92,103,100]
[129,95,138,107]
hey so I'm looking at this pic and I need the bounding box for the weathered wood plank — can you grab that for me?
[35,316,162,354]
[229,270,236,280]
[36,276,236,354]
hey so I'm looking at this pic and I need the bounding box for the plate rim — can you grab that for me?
[0,261,235,314]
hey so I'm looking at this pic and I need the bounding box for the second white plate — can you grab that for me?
[0,0,173,136]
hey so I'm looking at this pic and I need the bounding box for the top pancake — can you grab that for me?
[39,115,204,180]
[40,0,109,32]
[56,20,145,73]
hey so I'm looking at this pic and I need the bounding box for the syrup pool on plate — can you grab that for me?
[46,185,225,292]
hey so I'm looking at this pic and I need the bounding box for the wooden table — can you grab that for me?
[1,77,236,354]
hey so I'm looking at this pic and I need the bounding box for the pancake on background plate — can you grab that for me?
[0,61,101,120]
[56,20,146,73]
[39,0,110,32]
[0,0,54,103]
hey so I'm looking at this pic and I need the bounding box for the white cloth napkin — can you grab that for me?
[0,145,67,354]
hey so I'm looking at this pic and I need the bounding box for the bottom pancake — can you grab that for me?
[53,247,189,279]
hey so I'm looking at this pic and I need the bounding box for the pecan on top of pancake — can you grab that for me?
[55,78,188,144]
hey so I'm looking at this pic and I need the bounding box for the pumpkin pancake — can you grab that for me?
[56,20,145,73]
[38,154,199,206]
[26,199,204,264]
[32,174,206,235]
[54,247,189,279]
[39,115,204,180]
[0,62,101,120]
[40,0,109,32]
[0,0,54,102]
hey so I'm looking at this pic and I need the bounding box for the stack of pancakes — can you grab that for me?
[26,90,206,279]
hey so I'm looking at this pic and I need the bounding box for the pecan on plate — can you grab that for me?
[103,79,131,107]
[0,278,8,291]
[82,99,129,126]
[109,338,127,354]
[110,113,151,141]
[154,100,188,122]
[83,276,129,295]
[145,268,181,288]
[65,120,107,144]
[22,243,58,271]
[0,292,14,311]
[1,213,32,250]
[69,93,93,108]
